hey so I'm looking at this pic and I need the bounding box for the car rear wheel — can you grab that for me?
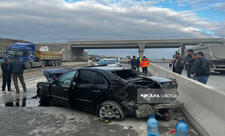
[98,101,125,120]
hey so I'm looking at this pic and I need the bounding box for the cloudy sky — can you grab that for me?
[0,0,224,42]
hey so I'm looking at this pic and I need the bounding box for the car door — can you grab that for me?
[72,69,109,111]
[51,70,77,106]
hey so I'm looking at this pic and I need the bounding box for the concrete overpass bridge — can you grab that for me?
[39,38,225,61]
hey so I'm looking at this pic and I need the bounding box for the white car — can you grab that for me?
[97,58,121,67]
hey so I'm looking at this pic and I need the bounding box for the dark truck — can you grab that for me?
[37,67,183,120]
[186,44,225,74]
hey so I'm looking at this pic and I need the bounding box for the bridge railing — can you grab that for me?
[149,63,225,136]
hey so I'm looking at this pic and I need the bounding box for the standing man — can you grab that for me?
[9,55,27,93]
[190,53,198,80]
[185,49,194,78]
[174,53,184,74]
[169,54,177,72]
[131,56,138,70]
[138,57,142,72]
[193,52,210,84]
[136,57,140,71]
[1,58,12,93]
[140,56,150,74]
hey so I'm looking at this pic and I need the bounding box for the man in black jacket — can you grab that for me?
[1,58,12,93]
[190,53,198,80]
[185,49,194,78]
[174,53,184,74]
[131,56,139,70]
[192,52,210,84]
[9,55,27,93]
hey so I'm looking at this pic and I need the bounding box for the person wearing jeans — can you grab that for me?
[1,58,12,92]
[9,55,27,93]
[192,52,210,84]
[197,76,209,84]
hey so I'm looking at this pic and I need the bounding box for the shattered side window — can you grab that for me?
[113,70,140,79]
[99,69,126,83]
[58,71,77,85]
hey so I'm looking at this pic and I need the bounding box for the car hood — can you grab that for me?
[42,68,72,82]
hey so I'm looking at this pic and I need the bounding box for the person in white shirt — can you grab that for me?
[88,58,94,66]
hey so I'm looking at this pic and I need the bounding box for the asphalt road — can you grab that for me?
[0,63,199,136]
[154,62,225,92]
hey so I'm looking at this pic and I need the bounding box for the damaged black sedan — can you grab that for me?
[37,67,183,120]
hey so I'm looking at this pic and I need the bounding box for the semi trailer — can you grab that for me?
[7,43,63,69]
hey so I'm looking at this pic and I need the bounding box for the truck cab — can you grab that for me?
[7,43,44,69]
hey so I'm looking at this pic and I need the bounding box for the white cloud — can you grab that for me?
[214,2,225,13]
[0,0,224,42]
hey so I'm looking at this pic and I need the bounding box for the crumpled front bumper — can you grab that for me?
[134,101,184,118]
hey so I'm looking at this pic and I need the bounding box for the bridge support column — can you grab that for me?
[180,43,185,57]
[138,43,145,58]
[63,46,88,61]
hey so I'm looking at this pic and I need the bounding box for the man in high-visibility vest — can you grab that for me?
[140,56,150,74]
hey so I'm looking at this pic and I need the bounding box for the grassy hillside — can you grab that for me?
[0,38,31,49]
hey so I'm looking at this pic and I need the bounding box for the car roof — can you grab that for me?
[75,67,125,83]
[99,58,116,60]
[90,66,128,71]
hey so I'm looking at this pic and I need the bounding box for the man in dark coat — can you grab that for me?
[191,52,210,84]
[185,49,194,78]
[131,56,139,70]
[9,55,27,93]
[136,57,140,71]
[190,53,198,80]
[1,58,12,92]
[174,53,184,74]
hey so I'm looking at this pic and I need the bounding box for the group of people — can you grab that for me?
[170,50,210,84]
[130,56,150,74]
[1,55,27,93]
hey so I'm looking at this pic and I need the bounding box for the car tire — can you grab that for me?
[98,101,125,120]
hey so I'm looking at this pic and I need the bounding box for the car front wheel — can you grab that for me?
[98,101,125,120]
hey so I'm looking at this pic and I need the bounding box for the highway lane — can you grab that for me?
[153,62,225,92]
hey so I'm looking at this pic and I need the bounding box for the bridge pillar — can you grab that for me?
[180,43,185,57]
[63,46,88,61]
[138,43,145,58]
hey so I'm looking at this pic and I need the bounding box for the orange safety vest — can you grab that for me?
[140,58,150,68]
